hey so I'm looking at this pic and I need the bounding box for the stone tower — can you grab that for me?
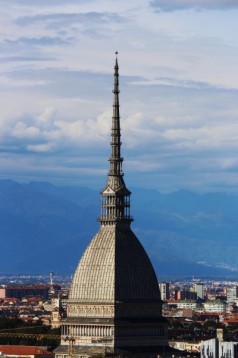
[55,55,168,358]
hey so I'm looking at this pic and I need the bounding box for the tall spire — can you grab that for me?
[99,53,132,226]
[109,52,123,177]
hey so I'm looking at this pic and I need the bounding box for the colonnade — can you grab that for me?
[100,194,131,219]
[62,324,113,337]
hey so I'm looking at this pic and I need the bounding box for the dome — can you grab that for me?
[68,225,161,305]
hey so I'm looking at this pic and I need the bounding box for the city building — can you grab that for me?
[226,286,238,303]
[0,285,60,300]
[50,294,62,329]
[0,346,54,358]
[176,300,198,310]
[194,283,204,300]
[201,339,238,358]
[169,340,201,355]
[175,290,197,301]
[55,56,169,357]
[201,329,238,357]
[203,300,226,313]
[159,282,170,301]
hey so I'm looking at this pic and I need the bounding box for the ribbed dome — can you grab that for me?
[68,225,160,305]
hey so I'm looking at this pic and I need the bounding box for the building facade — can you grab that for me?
[175,290,197,301]
[0,346,54,358]
[55,56,169,357]
[0,285,60,300]
[176,300,197,310]
[159,282,170,301]
[226,286,238,303]
[201,329,238,358]
[201,339,238,358]
[203,300,226,313]
[194,283,204,300]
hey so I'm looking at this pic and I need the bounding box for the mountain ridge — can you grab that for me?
[0,179,237,277]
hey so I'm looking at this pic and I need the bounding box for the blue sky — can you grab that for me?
[0,0,238,192]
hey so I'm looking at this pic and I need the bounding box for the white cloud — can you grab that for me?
[162,124,238,150]
[12,122,40,139]
[53,110,111,144]
[37,107,57,125]
[27,143,53,152]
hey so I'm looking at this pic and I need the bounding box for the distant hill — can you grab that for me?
[0,179,237,278]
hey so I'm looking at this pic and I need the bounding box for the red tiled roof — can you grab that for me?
[0,346,54,355]
[3,298,20,302]
[224,317,238,323]
[194,312,219,316]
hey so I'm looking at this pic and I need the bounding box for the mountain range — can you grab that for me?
[0,179,237,278]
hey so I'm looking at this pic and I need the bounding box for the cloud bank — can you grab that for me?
[0,0,238,192]
[150,0,238,11]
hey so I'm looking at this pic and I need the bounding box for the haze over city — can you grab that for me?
[1,0,238,192]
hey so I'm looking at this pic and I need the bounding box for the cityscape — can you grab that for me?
[0,274,238,356]
[1,1,238,357]
[0,58,238,357]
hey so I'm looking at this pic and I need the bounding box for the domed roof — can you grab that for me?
[68,225,160,305]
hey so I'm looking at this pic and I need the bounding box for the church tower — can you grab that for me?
[55,55,168,357]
